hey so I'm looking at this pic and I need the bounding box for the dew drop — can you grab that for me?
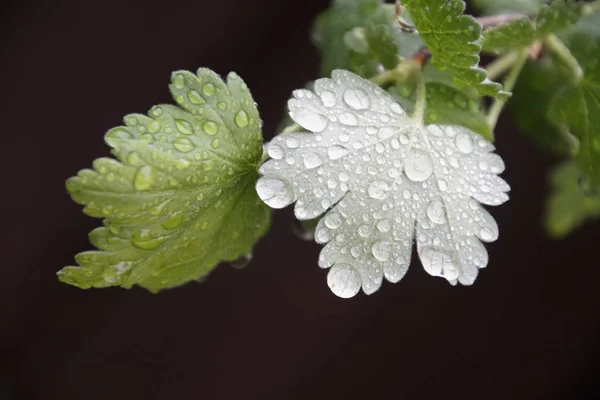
[327,145,349,160]
[339,112,359,126]
[286,137,299,149]
[268,144,284,160]
[343,88,370,110]
[390,102,404,115]
[187,90,205,105]
[127,152,141,165]
[479,227,496,242]
[371,240,391,262]
[368,180,390,200]
[421,247,457,280]
[147,120,161,134]
[455,132,473,154]
[173,73,185,89]
[175,119,193,135]
[203,121,219,136]
[377,126,397,140]
[203,82,216,96]
[292,109,328,132]
[303,152,323,169]
[320,90,337,107]
[235,110,249,127]
[376,219,392,233]
[426,200,446,224]
[230,253,252,270]
[404,149,434,182]
[256,177,294,208]
[211,138,220,149]
[324,213,343,229]
[174,137,195,153]
[133,165,155,191]
[131,229,166,250]
[161,212,185,230]
[327,264,361,298]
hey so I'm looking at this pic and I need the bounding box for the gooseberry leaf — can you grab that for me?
[312,0,423,77]
[59,68,270,292]
[546,162,600,238]
[548,30,600,185]
[257,70,509,297]
[391,78,491,140]
[401,0,506,97]
[482,1,582,53]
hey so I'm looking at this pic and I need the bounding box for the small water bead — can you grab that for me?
[377,126,397,140]
[174,137,195,153]
[303,152,323,169]
[338,132,350,142]
[320,90,337,107]
[256,177,294,208]
[426,200,447,225]
[404,149,434,182]
[292,109,328,132]
[188,90,205,105]
[173,73,185,89]
[211,138,220,149]
[339,112,359,126]
[235,110,249,127]
[403,189,411,199]
[203,83,216,96]
[358,225,371,238]
[390,102,404,115]
[366,126,378,136]
[479,227,496,242]
[327,264,361,298]
[343,88,370,110]
[388,167,400,179]
[203,121,218,135]
[437,179,448,191]
[328,145,349,160]
[368,180,390,200]
[286,137,299,149]
[147,120,161,134]
[371,240,391,262]
[327,178,338,189]
[339,171,350,182]
[478,161,488,171]
[175,119,193,135]
[455,132,473,154]
[127,152,141,165]
[268,144,284,160]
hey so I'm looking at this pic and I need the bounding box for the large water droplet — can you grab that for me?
[203,121,218,135]
[371,240,391,262]
[343,88,370,110]
[390,102,404,115]
[131,229,166,250]
[420,247,457,280]
[175,119,193,135]
[292,109,328,132]
[327,145,349,160]
[147,120,161,134]
[256,177,294,208]
[404,149,434,182]
[479,227,496,242]
[368,180,390,200]
[377,219,392,233]
[339,112,359,126]
[230,253,252,269]
[133,165,156,191]
[455,132,473,153]
[161,212,185,230]
[235,110,249,127]
[174,137,195,153]
[324,213,343,229]
[203,83,216,96]
[211,138,220,149]
[426,200,446,224]
[327,264,361,298]
[320,90,336,107]
[188,90,205,105]
[303,152,323,169]
[268,144,284,160]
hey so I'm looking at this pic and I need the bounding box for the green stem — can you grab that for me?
[544,34,583,82]
[412,71,427,122]
[370,60,421,87]
[486,49,528,134]
[486,51,520,81]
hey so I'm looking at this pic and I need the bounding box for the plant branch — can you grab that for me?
[486,51,520,81]
[486,49,528,134]
[477,13,528,29]
[370,59,421,86]
[412,71,427,122]
[544,34,583,82]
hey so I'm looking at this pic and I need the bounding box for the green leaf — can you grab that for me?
[390,74,491,139]
[546,161,600,238]
[401,0,505,97]
[312,0,423,77]
[472,0,545,15]
[483,1,582,53]
[511,55,572,154]
[58,69,271,292]
[548,30,600,184]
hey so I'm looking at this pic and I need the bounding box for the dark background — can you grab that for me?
[1,0,599,399]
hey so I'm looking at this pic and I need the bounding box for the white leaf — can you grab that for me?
[257,70,509,297]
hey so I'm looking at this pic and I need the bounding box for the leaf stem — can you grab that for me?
[486,49,528,134]
[486,51,520,81]
[544,34,583,82]
[412,71,427,122]
[370,60,421,87]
